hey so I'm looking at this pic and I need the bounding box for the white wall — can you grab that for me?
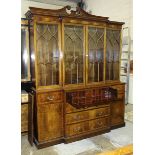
[84,0,133,39]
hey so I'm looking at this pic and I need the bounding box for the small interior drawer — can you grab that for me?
[37,91,63,104]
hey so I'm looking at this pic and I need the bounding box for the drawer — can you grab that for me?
[66,121,89,137]
[94,107,110,118]
[66,106,110,124]
[65,117,110,137]
[37,91,63,104]
[89,117,110,131]
[66,111,89,124]
[111,100,124,126]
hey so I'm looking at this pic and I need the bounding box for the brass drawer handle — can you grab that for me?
[47,96,54,101]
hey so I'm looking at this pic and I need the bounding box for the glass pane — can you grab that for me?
[30,26,35,81]
[36,24,59,86]
[88,27,104,83]
[106,29,120,80]
[21,27,29,81]
[64,25,84,84]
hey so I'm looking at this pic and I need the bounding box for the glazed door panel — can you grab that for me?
[87,26,105,83]
[37,102,63,142]
[106,29,121,81]
[21,22,30,82]
[35,22,61,88]
[63,24,85,86]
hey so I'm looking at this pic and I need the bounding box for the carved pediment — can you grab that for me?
[26,5,109,22]
[25,5,124,25]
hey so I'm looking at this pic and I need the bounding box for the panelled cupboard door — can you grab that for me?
[111,100,124,126]
[35,22,62,88]
[37,102,63,142]
[87,26,105,84]
[63,24,85,86]
[106,29,121,81]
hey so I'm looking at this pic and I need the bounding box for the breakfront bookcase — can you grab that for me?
[26,6,125,148]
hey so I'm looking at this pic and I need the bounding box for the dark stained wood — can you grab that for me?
[28,93,34,146]
[34,136,64,149]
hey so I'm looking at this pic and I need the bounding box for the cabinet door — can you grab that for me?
[87,26,105,83]
[35,23,61,88]
[63,24,85,86]
[21,20,30,82]
[37,102,63,142]
[106,29,121,81]
[111,100,124,126]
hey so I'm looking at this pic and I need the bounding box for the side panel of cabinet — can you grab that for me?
[111,100,125,127]
[37,102,63,142]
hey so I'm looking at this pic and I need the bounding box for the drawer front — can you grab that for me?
[66,121,89,137]
[66,106,110,124]
[37,102,63,142]
[94,107,110,118]
[111,100,124,126]
[65,117,110,137]
[89,117,110,131]
[66,111,89,124]
[37,91,63,104]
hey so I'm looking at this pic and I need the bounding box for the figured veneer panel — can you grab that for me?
[111,100,125,126]
[37,102,63,142]
[65,117,110,137]
[65,106,110,124]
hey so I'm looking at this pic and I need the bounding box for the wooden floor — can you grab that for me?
[97,144,133,155]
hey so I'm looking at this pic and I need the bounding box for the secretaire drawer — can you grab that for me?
[37,91,63,104]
